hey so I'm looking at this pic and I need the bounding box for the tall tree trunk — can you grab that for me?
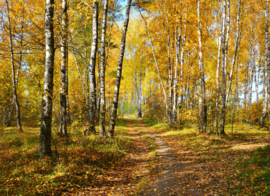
[173,26,180,123]
[5,20,24,127]
[163,1,173,127]
[215,3,223,133]
[39,0,55,157]
[134,71,140,117]
[138,68,142,117]
[99,0,109,137]
[86,68,90,120]
[231,53,240,133]
[262,0,269,126]
[59,0,68,136]
[256,55,261,105]
[178,15,186,123]
[5,0,23,131]
[220,0,228,134]
[88,1,98,134]
[108,0,132,139]
[197,0,207,133]
[248,49,255,113]
[226,0,241,105]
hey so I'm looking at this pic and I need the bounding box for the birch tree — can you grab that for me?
[108,0,132,139]
[88,1,98,133]
[39,0,55,157]
[219,0,228,134]
[197,0,207,133]
[59,0,68,136]
[99,0,109,137]
[5,0,23,132]
[226,0,241,105]
[261,0,269,126]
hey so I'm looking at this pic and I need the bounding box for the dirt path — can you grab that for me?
[137,120,204,196]
[75,119,154,195]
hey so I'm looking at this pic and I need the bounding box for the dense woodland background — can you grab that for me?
[1,0,270,195]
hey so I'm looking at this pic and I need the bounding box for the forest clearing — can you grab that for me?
[1,0,270,195]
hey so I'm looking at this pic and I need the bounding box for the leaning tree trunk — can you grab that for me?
[139,10,168,121]
[5,20,24,127]
[108,0,132,139]
[39,0,55,157]
[99,0,109,137]
[261,0,269,126]
[197,0,207,133]
[5,0,23,131]
[59,0,68,136]
[88,1,98,134]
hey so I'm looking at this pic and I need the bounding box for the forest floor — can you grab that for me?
[142,119,270,195]
[1,118,270,195]
[0,118,157,195]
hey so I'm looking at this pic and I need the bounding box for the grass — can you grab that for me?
[142,118,270,195]
[229,145,270,195]
[0,118,132,195]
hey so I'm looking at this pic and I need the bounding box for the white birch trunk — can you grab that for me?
[220,0,227,134]
[197,0,207,133]
[108,0,132,138]
[226,0,241,105]
[59,0,68,136]
[88,1,98,134]
[5,0,22,131]
[261,0,269,126]
[99,0,109,137]
[39,0,55,157]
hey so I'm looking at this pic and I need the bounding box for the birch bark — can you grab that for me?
[99,0,109,137]
[108,0,132,138]
[5,0,23,131]
[219,0,227,134]
[59,0,68,136]
[88,1,98,133]
[163,1,173,127]
[197,0,207,133]
[226,0,241,105]
[39,0,55,157]
[261,0,269,126]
